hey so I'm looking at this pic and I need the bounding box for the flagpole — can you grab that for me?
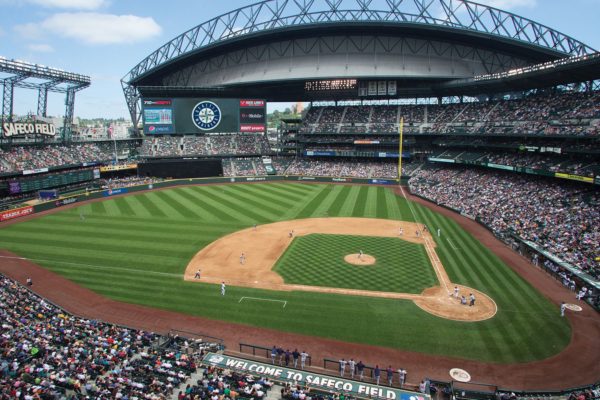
[398,117,404,183]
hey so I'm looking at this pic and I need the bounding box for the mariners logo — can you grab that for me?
[192,101,221,131]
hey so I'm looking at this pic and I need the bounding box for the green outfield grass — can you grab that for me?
[0,183,570,363]
[274,234,437,293]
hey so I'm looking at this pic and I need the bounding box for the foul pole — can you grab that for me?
[398,117,404,183]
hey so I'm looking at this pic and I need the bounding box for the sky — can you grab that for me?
[1,0,599,120]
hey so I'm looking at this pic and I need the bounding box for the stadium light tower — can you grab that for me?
[0,57,91,141]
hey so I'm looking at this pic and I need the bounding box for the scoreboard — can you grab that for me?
[142,98,266,135]
[8,169,98,194]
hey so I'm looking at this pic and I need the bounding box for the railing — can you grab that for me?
[323,358,410,389]
[239,342,312,367]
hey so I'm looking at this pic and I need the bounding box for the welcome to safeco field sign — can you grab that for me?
[202,353,429,400]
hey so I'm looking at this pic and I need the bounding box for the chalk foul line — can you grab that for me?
[239,296,287,308]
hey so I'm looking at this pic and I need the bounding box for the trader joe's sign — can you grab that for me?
[202,353,428,400]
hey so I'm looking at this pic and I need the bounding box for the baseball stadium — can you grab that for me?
[1,1,600,399]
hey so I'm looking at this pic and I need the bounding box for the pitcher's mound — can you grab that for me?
[344,254,376,266]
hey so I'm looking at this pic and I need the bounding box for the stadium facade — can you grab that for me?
[122,0,596,127]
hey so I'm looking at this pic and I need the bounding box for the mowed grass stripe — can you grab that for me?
[0,233,192,259]
[90,200,107,215]
[242,184,308,207]
[6,222,210,245]
[179,187,239,222]
[376,187,389,219]
[201,186,273,222]
[154,190,203,219]
[143,191,189,219]
[351,186,369,216]
[3,228,196,253]
[294,186,332,218]
[164,188,219,221]
[232,184,298,210]
[325,185,352,216]
[220,185,285,219]
[133,193,168,218]
[269,182,319,197]
[113,197,137,217]
[363,186,378,217]
[172,187,231,222]
[383,188,403,220]
[308,185,345,218]
[338,186,362,216]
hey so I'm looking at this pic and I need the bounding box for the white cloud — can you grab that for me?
[14,22,45,40]
[40,12,162,45]
[472,0,537,10]
[27,43,54,52]
[26,0,107,10]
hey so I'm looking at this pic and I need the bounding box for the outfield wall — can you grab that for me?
[1,175,406,222]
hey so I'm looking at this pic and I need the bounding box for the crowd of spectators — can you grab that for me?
[430,150,600,178]
[285,159,420,178]
[408,166,600,279]
[0,143,134,174]
[178,365,274,400]
[0,273,156,398]
[139,135,270,158]
[100,176,164,190]
[300,90,600,136]
[0,273,228,399]
[222,159,257,176]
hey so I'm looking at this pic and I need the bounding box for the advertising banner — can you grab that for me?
[554,172,594,184]
[202,353,429,400]
[0,206,34,222]
[103,188,129,197]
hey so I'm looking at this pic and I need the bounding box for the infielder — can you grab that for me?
[240,252,246,265]
[194,269,201,279]
[453,286,459,298]
[358,250,363,259]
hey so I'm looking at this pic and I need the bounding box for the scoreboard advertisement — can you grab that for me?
[142,98,266,135]
[8,169,98,194]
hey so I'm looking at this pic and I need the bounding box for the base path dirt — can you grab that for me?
[0,183,599,390]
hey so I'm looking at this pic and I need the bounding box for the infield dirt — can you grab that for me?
[184,217,496,322]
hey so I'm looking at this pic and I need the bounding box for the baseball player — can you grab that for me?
[560,302,566,317]
[240,252,246,265]
[339,358,347,377]
[194,269,201,279]
[358,250,363,259]
[79,211,85,221]
[300,350,309,370]
[453,286,459,298]
[437,228,441,237]
[221,282,226,296]
[348,358,356,379]
[469,293,475,306]
[398,227,403,236]
[397,368,406,387]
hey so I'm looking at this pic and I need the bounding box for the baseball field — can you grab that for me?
[0,182,570,363]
